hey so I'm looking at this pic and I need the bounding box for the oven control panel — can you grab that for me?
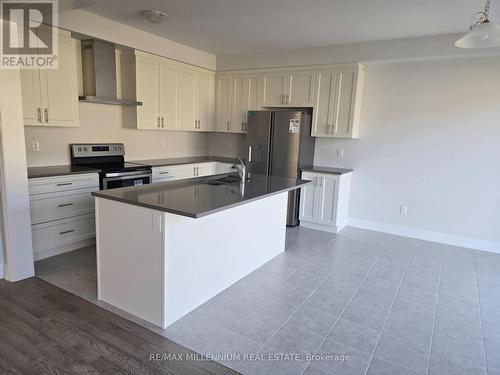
[70,143,125,158]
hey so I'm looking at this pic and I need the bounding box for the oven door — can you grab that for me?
[101,171,152,190]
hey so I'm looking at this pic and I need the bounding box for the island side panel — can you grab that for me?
[95,197,164,327]
[163,191,288,327]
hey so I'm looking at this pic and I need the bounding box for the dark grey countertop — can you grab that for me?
[27,156,241,179]
[129,156,240,167]
[28,165,101,179]
[301,166,353,175]
[92,173,310,218]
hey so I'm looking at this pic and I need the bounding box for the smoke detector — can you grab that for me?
[141,10,168,24]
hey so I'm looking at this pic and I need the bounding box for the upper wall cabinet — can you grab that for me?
[261,70,315,107]
[135,56,179,130]
[215,74,261,133]
[124,51,214,132]
[311,65,364,138]
[21,29,79,127]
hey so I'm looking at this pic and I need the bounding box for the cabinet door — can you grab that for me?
[20,69,43,126]
[195,162,215,177]
[287,70,315,106]
[231,76,247,133]
[247,75,261,111]
[215,75,232,132]
[316,175,338,226]
[196,72,214,131]
[312,69,356,138]
[261,72,287,106]
[136,56,160,129]
[178,69,196,130]
[39,36,79,127]
[312,70,337,136]
[159,62,178,129]
[333,69,356,137]
[299,172,318,223]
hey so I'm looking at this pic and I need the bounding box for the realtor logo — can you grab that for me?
[1,0,58,69]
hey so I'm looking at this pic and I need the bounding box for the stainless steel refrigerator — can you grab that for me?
[246,110,315,226]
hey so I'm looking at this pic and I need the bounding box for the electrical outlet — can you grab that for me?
[32,141,40,152]
[337,149,344,158]
[400,205,408,216]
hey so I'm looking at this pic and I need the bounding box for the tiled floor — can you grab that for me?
[35,227,500,375]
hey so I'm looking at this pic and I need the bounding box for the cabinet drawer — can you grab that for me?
[152,164,194,181]
[30,188,96,225]
[32,215,95,254]
[29,173,99,195]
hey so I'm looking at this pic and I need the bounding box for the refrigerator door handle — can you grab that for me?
[248,146,252,162]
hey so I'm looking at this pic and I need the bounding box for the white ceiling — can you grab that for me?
[78,0,500,55]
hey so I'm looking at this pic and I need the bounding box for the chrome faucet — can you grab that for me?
[232,158,246,181]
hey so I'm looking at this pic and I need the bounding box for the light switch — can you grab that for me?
[337,149,344,158]
[400,205,408,216]
[152,214,162,232]
[32,141,40,152]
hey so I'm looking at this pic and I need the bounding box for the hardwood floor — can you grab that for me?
[0,277,240,375]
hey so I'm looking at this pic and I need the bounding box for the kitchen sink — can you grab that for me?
[205,176,242,186]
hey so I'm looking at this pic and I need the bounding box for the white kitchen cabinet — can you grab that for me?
[152,161,237,184]
[177,68,197,131]
[29,173,99,260]
[311,66,364,138]
[136,55,161,129]
[178,68,214,132]
[135,56,179,130]
[196,72,214,131]
[287,70,315,107]
[215,75,233,132]
[21,30,79,127]
[215,74,261,133]
[152,164,194,183]
[215,162,238,174]
[231,74,261,133]
[159,61,179,130]
[261,70,315,107]
[261,72,288,106]
[299,171,352,233]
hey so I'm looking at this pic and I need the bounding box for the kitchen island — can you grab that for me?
[92,173,310,328]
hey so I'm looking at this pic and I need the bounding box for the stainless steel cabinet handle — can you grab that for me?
[58,203,74,207]
[159,171,169,175]
[56,182,72,186]
[161,117,165,128]
[248,146,252,162]
[59,229,75,235]
[36,108,42,123]
[44,108,49,123]
[157,117,161,128]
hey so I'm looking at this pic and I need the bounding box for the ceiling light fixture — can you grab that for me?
[456,0,500,48]
[141,10,168,24]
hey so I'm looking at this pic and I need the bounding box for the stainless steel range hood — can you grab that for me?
[79,39,142,106]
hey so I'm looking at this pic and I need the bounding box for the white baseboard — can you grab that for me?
[34,238,96,261]
[348,218,500,254]
[300,221,340,233]
[0,263,3,279]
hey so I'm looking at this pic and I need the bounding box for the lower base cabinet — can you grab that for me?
[28,173,99,260]
[299,171,352,233]
[151,161,237,183]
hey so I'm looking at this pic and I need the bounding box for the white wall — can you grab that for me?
[217,33,500,71]
[208,133,246,158]
[25,104,209,166]
[314,56,500,249]
[60,10,216,70]
[0,68,35,281]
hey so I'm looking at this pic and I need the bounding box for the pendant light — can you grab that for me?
[455,0,500,48]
